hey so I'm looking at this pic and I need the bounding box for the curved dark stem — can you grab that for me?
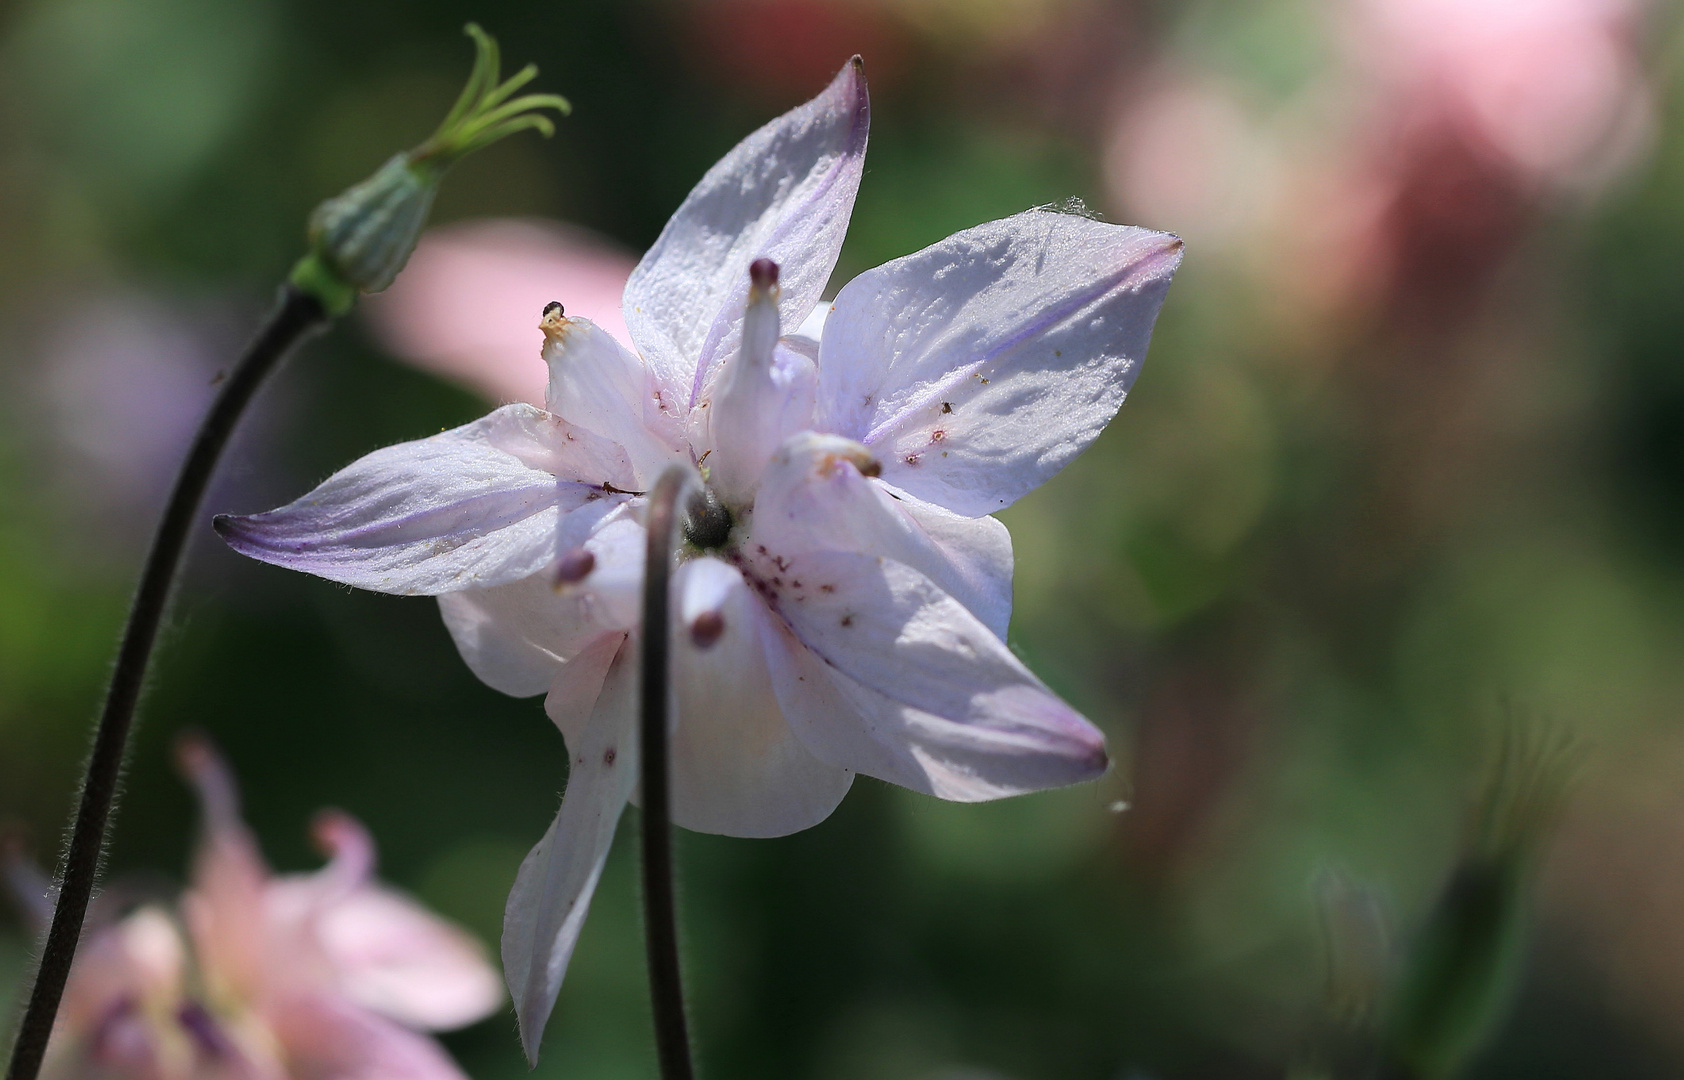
[4,287,330,1080]
[639,465,697,1080]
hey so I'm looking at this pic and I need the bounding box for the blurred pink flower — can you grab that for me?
[1102,74,1283,253]
[9,738,501,1080]
[1106,0,1653,323]
[1355,0,1653,188]
[364,220,638,407]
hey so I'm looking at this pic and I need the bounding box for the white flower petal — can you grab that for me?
[790,301,830,350]
[483,405,639,491]
[704,285,818,504]
[544,632,628,748]
[215,405,633,595]
[503,638,638,1064]
[816,210,1182,515]
[762,552,1106,800]
[623,59,868,411]
[751,432,1013,637]
[542,315,687,485]
[667,557,853,837]
[437,508,645,697]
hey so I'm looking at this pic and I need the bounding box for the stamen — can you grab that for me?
[555,547,596,586]
[540,300,569,342]
[749,258,779,289]
[689,611,726,649]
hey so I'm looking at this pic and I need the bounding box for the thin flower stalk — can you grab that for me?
[639,466,701,1080]
[3,27,567,1080]
[3,287,329,1080]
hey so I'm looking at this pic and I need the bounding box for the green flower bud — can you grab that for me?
[1382,716,1574,1080]
[289,24,569,315]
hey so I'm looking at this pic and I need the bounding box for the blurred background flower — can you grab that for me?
[4,738,500,1080]
[3,0,1684,1078]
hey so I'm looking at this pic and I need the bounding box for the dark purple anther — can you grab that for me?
[689,610,726,648]
[555,547,596,586]
[749,258,779,289]
[177,1001,230,1059]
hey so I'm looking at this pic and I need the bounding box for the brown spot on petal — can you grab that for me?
[603,747,617,766]
[690,610,726,649]
[941,402,953,413]
[840,613,854,627]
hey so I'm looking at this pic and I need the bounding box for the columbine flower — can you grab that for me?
[7,739,501,1080]
[215,58,1180,1057]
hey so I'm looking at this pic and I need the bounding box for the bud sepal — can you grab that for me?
[290,23,570,312]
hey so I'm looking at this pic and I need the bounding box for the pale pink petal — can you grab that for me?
[268,994,473,1080]
[177,736,272,1004]
[314,885,503,1032]
[364,219,637,407]
[52,906,188,1056]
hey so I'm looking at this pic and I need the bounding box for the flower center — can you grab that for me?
[682,487,734,551]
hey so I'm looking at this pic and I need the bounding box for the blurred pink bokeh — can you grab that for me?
[1356,0,1653,186]
[1106,0,1654,322]
[365,219,638,407]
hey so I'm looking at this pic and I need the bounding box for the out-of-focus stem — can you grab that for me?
[3,287,330,1080]
[639,465,697,1080]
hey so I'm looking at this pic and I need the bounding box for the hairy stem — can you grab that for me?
[4,287,330,1080]
[640,465,697,1080]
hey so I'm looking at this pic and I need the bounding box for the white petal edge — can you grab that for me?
[542,315,687,486]
[816,209,1182,516]
[504,637,638,1064]
[622,58,868,412]
[750,432,1014,637]
[666,557,853,837]
[215,404,633,595]
[438,508,645,697]
[761,551,1106,800]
